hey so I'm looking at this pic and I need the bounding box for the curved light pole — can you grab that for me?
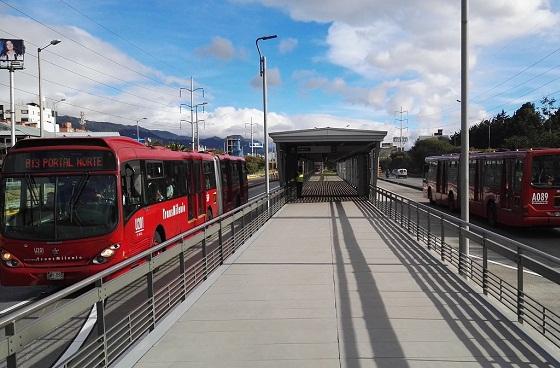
[136,117,147,142]
[38,39,61,137]
[256,34,277,209]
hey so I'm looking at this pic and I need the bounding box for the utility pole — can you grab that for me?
[9,66,15,147]
[179,78,204,151]
[80,111,86,131]
[245,117,257,156]
[460,0,470,266]
[395,106,408,151]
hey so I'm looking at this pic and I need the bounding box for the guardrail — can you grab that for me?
[0,187,286,368]
[370,185,560,348]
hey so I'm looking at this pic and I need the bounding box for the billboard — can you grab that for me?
[392,136,408,143]
[0,39,25,69]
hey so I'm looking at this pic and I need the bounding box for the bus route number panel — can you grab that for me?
[3,150,117,172]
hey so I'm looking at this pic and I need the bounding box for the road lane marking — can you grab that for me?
[53,305,97,368]
[468,254,542,277]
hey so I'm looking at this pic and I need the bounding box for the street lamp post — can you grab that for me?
[38,39,61,138]
[136,117,147,142]
[256,34,277,209]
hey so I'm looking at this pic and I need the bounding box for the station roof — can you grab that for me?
[269,127,386,143]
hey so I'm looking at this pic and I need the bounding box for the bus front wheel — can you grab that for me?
[448,193,456,212]
[428,188,435,204]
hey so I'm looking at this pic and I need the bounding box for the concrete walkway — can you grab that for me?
[132,199,556,368]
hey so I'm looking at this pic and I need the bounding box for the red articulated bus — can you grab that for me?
[0,137,248,286]
[424,148,560,227]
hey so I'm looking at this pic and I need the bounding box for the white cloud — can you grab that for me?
[251,67,282,88]
[243,0,560,129]
[278,38,298,54]
[196,36,237,61]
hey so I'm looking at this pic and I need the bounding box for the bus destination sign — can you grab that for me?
[3,150,116,172]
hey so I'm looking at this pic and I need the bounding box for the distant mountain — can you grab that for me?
[56,115,263,154]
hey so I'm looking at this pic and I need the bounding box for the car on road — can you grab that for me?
[392,168,408,178]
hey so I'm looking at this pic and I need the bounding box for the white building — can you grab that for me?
[14,103,59,133]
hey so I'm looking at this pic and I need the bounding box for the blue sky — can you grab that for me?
[1,0,560,144]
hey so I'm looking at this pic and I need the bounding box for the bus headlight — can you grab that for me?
[92,244,120,265]
[1,250,20,267]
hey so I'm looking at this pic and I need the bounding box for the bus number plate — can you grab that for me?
[47,272,64,280]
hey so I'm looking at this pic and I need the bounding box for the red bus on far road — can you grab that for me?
[424,148,560,227]
[0,137,248,286]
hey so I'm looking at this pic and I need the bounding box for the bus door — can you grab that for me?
[501,159,513,211]
[193,160,205,221]
[121,160,150,253]
[185,160,197,222]
[511,158,523,212]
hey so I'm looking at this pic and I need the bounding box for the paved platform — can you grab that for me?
[131,199,557,368]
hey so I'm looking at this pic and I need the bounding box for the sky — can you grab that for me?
[1,0,560,147]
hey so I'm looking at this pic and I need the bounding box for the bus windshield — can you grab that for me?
[1,175,117,241]
[532,155,560,188]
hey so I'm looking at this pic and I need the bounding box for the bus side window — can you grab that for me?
[146,161,165,204]
[121,160,143,220]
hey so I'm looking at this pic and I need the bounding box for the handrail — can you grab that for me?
[0,186,283,328]
[371,185,560,265]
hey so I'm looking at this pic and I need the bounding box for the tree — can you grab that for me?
[408,138,456,174]
[245,155,265,175]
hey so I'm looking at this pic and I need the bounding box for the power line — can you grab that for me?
[0,27,178,103]
[0,80,146,124]
[58,0,186,77]
[0,0,176,88]
[18,69,176,112]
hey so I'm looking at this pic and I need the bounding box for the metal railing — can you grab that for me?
[370,185,560,348]
[0,187,286,368]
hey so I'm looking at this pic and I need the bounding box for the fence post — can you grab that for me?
[219,220,224,265]
[458,227,464,275]
[482,233,488,295]
[6,321,16,368]
[95,279,108,366]
[231,216,236,253]
[517,247,524,324]
[427,207,431,250]
[440,216,445,261]
[400,197,404,226]
[416,203,420,241]
[179,237,187,301]
[202,227,208,280]
[407,201,411,233]
[147,253,156,331]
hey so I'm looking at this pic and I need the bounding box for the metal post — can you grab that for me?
[517,247,524,323]
[416,203,420,241]
[231,219,236,253]
[136,119,140,142]
[427,207,431,250]
[190,76,194,151]
[195,105,199,151]
[482,233,488,295]
[9,67,16,147]
[6,321,16,368]
[459,0,470,265]
[38,48,44,138]
[180,237,187,299]
[147,254,155,331]
[219,220,224,265]
[95,279,108,366]
[440,216,445,261]
[262,55,270,213]
[202,227,207,279]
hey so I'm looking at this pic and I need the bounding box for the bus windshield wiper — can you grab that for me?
[68,174,89,222]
